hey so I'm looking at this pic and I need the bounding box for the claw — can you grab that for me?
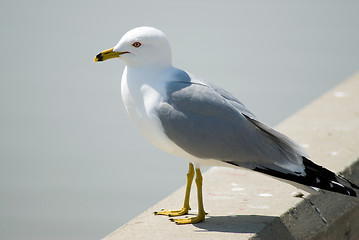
[172,212,206,224]
[153,207,189,216]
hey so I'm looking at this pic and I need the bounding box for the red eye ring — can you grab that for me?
[132,42,142,48]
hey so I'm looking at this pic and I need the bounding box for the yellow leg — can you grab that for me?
[154,163,194,217]
[171,168,206,224]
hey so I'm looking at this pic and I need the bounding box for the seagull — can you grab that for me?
[94,26,359,224]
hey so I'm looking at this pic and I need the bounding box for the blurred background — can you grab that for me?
[1,1,359,239]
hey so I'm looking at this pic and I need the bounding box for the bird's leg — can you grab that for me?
[171,168,206,224]
[154,163,194,216]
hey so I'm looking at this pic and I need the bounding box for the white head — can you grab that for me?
[94,27,172,68]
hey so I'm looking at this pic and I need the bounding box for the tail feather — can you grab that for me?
[253,157,359,197]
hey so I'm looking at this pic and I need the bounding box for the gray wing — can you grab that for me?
[203,78,308,159]
[198,78,257,120]
[158,71,306,174]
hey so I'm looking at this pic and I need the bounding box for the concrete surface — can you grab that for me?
[103,72,359,240]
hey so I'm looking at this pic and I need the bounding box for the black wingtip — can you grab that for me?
[302,157,358,197]
[250,157,358,197]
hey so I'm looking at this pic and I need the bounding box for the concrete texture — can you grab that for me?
[103,72,359,240]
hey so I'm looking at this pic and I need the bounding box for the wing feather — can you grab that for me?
[158,75,306,174]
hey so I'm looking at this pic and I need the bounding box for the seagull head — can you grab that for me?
[94,26,172,68]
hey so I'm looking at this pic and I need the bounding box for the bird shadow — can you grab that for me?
[192,215,279,233]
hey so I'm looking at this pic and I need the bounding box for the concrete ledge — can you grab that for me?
[103,72,359,240]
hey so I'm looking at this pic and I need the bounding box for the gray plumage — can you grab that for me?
[158,69,307,175]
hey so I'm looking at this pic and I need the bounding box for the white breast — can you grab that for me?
[120,66,180,155]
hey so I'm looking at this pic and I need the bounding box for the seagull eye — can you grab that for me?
[132,42,142,48]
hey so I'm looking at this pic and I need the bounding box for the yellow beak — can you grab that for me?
[94,48,122,62]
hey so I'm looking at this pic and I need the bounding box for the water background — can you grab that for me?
[1,1,359,239]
